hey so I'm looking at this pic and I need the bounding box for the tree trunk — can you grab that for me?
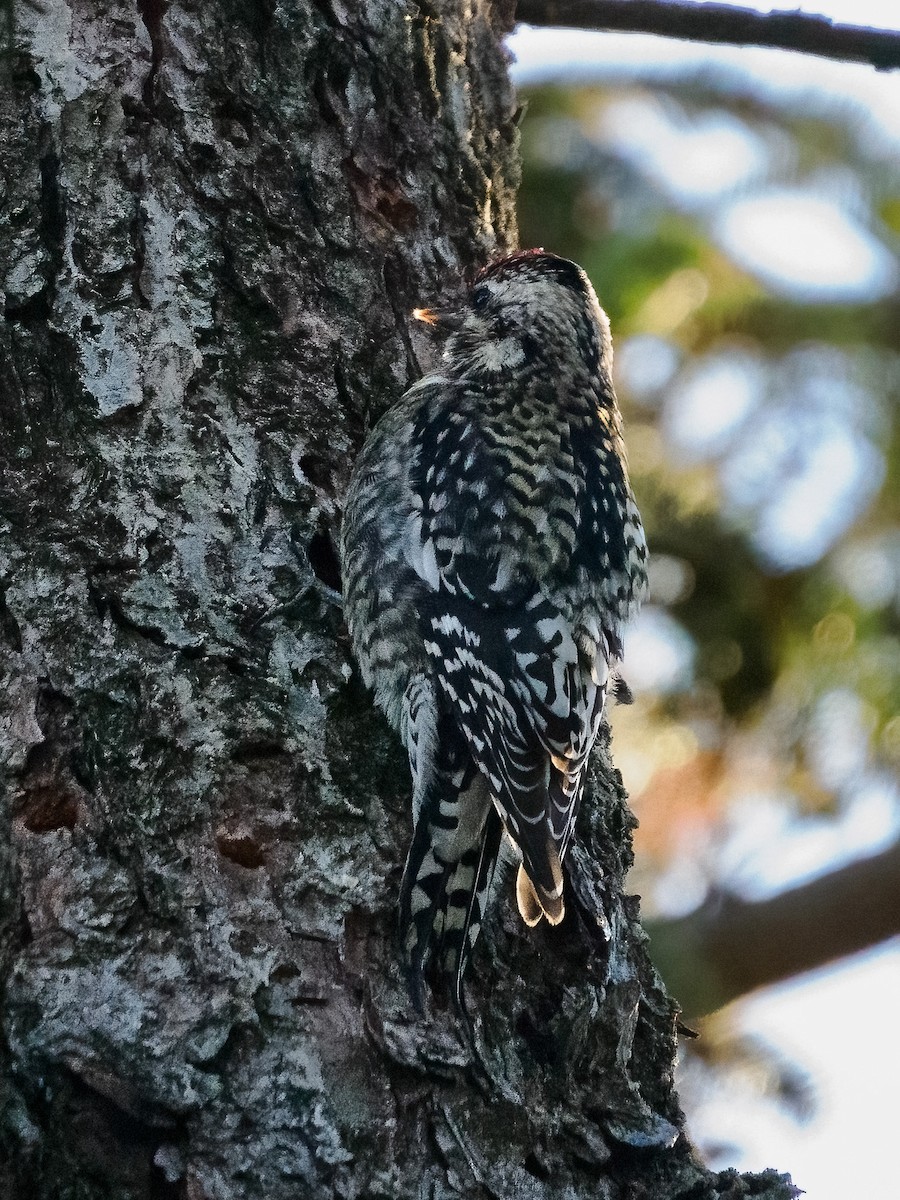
[0,2,796,1197]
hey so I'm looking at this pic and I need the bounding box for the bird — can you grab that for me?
[340,249,648,1007]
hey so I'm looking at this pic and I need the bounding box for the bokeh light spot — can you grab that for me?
[812,612,856,655]
[715,192,898,300]
[623,606,696,694]
[665,353,764,458]
[636,268,710,334]
[617,334,681,402]
[602,97,768,204]
[880,717,900,762]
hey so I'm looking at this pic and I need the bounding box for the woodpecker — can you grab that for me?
[340,250,647,1006]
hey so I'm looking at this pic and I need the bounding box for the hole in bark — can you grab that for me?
[135,0,170,109]
[216,833,265,869]
[59,1066,186,1197]
[307,528,341,591]
[231,739,288,763]
[343,159,418,231]
[11,64,42,93]
[150,1155,185,1200]
[270,962,301,982]
[245,0,276,44]
[523,1151,551,1182]
[39,148,66,263]
[4,288,52,323]
[0,587,23,652]
[515,1011,557,1066]
[296,453,331,490]
[20,786,79,832]
[326,53,351,97]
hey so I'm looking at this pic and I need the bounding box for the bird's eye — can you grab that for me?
[472,286,490,311]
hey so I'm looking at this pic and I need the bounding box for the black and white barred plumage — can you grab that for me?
[340,251,648,1005]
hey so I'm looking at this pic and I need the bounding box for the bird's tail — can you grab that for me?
[512,756,591,927]
[515,859,564,927]
[398,736,500,1009]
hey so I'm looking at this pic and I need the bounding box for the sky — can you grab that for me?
[507,5,900,1198]
[694,944,900,1197]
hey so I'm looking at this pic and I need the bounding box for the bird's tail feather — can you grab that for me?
[397,740,495,1008]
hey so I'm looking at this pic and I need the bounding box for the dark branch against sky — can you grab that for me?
[516,1,900,70]
[647,838,900,1017]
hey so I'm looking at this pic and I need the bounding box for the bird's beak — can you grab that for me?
[412,303,464,334]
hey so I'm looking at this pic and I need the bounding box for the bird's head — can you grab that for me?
[414,249,613,383]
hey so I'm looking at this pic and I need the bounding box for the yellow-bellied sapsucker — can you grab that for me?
[340,250,648,1005]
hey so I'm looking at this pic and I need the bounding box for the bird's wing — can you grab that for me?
[421,591,611,923]
[506,596,614,862]
[406,386,617,919]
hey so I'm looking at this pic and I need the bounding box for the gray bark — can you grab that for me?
[0,1,796,1197]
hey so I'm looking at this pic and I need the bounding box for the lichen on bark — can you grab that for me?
[0,2,796,1197]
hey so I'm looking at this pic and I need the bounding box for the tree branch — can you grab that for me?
[516,1,900,71]
[647,838,900,1018]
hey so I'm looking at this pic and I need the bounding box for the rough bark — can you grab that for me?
[0,2,797,1197]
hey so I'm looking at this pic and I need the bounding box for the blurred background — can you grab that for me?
[507,2,899,1195]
